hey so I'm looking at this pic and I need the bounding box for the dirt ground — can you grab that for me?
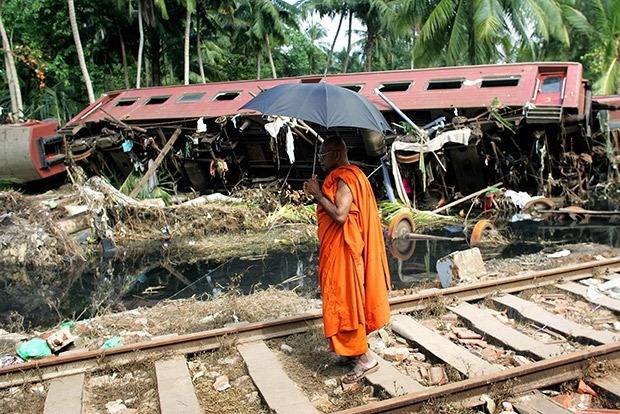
[0,181,620,347]
[1,179,620,413]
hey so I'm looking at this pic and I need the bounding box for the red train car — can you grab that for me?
[62,62,617,206]
[0,120,65,183]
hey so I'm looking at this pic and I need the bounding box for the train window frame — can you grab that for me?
[177,92,206,103]
[426,79,464,90]
[144,96,171,105]
[378,81,412,92]
[480,76,521,88]
[115,98,139,107]
[337,84,364,93]
[212,91,241,101]
[540,76,563,93]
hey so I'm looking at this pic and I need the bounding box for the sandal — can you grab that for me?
[341,359,379,384]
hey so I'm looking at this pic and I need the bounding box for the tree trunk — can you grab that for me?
[68,0,95,103]
[136,0,144,88]
[343,12,353,73]
[265,35,276,79]
[183,7,191,85]
[324,10,344,77]
[364,33,376,72]
[256,51,261,80]
[196,22,205,83]
[119,29,130,89]
[0,10,21,116]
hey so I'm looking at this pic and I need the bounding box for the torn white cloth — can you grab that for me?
[264,116,297,164]
[392,128,471,153]
[286,127,295,164]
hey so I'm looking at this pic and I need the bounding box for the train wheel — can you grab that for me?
[470,219,496,246]
[387,212,416,260]
[561,205,588,222]
[523,197,556,220]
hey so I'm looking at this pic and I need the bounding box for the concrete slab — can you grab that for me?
[558,281,620,313]
[391,314,500,377]
[449,302,565,360]
[155,357,202,414]
[493,294,618,345]
[238,341,319,414]
[366,349,426,396]
[43,373,84,414]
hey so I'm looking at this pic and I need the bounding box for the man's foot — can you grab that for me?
[334,354,358,366]
[341,352,379,384]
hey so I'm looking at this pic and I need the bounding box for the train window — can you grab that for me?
[213,91,240,101]
[115,98,138,107]
[481,77,520,87]
[145,96,170,105]
[541,76,562,93]
[178,92,206,103]
[338,84,363,93]
[379,82,412,92]
[427,79,463,90]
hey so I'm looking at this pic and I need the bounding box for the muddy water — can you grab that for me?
[2,217,619,330]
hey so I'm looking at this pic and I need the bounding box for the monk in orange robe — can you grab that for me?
[303,136,391,383]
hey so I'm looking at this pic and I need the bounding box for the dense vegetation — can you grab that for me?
[0,0,618,125]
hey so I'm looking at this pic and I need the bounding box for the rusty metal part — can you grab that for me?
[539,208,620,217]
[339,342,620,413]
[388,212,416,240]
[387,212,416,260]
[470,219,496,246]
[523,197,556,219]
[388,257,620,314]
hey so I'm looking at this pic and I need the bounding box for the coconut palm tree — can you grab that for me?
[67,0,95,103]
[408,0,588,67]
[179,0,196,85]
[135,0,168,88]
[346,0,397,72]
[0,0,22,117]
[579,0,620,94]
[235,0,298,79]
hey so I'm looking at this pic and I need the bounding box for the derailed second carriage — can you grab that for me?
[60,62,619,208]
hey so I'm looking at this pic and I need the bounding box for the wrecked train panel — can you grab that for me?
[60,62,616,205]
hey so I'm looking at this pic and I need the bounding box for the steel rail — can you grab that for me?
[337,341,620,413]
[389,256,620,314]
[1,256,619,388]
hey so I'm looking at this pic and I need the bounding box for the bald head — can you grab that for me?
[319,136,349,171]
[322,136,347,153]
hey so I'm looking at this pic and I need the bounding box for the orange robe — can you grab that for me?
[317,164,391,356]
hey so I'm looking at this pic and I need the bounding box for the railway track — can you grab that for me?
[2,257,620,413]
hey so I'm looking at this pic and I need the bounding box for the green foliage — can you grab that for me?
[378,200,461,230]
[0,178,24,190]
[119,172,172,204]
[24,84,84,125]
[265,203,317,225]
[488,97,516,134]
[279,29,327,77]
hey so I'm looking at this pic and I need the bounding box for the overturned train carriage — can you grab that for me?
[61,62,619,206]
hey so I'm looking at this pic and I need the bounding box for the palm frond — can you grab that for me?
[378,200,462,230]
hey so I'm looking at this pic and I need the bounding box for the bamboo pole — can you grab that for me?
[432,182,503,214]
[129,128,182,199]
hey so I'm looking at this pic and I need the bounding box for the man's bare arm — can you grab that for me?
[314,179,353,225]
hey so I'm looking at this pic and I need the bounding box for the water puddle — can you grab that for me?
[1,217,619,329]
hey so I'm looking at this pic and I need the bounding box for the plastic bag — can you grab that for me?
[16,338,52,359]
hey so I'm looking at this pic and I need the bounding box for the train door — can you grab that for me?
[533,72,566,106]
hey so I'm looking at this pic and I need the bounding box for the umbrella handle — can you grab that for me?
[312,138,318,176]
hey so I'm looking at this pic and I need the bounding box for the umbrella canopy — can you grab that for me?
[239,82,393,133]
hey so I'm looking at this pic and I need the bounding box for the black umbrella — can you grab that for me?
[239,82,393,133]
